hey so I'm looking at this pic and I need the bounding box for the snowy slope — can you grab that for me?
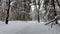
[0,21,60,34]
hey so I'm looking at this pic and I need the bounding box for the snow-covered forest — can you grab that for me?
[0,0,60,23]
[0,0,60,34]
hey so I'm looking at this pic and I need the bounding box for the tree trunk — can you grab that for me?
[52,0,58,24]
[38,0,40,23]
[5,0,10,24]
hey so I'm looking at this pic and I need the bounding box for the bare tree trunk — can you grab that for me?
[5,0,10,24]
[37,0,40,23]
[24,0,27,20]
[52,0,58,24]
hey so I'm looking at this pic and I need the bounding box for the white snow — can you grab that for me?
[0,21,60,34]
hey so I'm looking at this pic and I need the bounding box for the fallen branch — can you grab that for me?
[45,15,60,26]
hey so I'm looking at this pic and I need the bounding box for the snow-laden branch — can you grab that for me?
[10,0,16,6]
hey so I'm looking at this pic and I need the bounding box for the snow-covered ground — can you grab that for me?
[0,21,60,34]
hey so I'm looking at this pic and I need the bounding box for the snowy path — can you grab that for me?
[0,21,60,34]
